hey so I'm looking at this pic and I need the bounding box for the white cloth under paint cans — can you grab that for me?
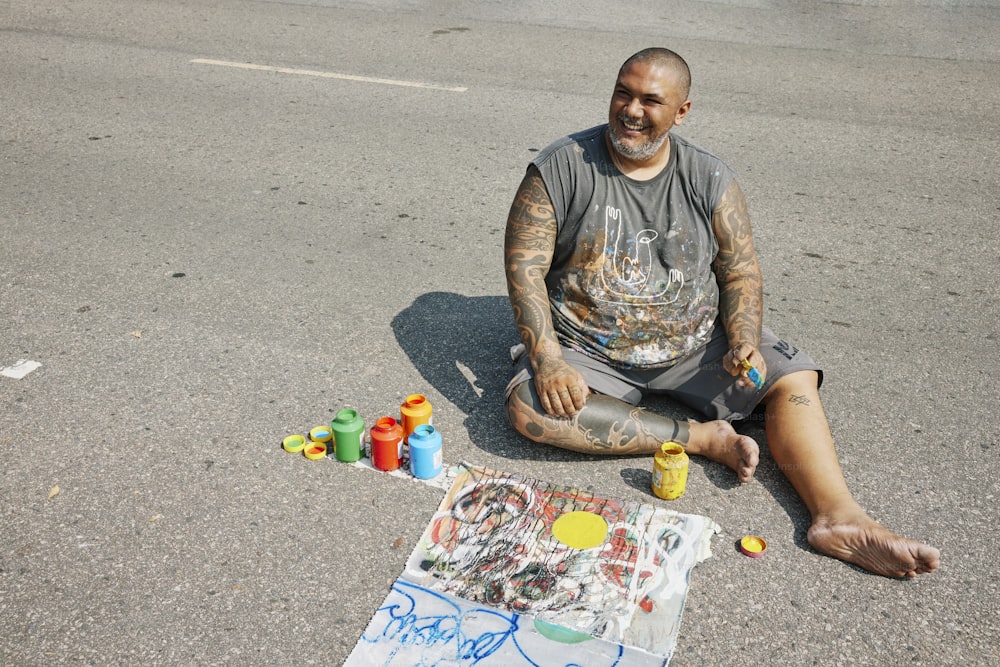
[345,463,720,666]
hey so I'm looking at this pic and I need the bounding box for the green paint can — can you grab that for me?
[331,408,365,463]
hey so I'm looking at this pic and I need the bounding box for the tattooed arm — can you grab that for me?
[504,165,590,417]
[712,179,766,387]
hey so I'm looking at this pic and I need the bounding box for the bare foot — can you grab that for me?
[807,506,940,578]
[687,420,759,483]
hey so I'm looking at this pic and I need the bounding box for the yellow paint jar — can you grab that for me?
[652,441,689,500]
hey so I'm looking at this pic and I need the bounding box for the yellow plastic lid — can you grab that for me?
[309,426,332,443]
[304,442,328,460]
[282,434,306,453]
[740,535,767,558]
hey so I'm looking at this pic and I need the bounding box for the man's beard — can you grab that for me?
[609,119,669,161]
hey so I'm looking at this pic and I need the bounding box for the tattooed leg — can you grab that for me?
[507,380,759,481]
[763,370,939,577]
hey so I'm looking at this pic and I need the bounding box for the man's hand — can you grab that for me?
[726,343,768,390]
[534,358,591,418]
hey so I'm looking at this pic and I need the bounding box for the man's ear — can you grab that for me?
[675,100,692,126]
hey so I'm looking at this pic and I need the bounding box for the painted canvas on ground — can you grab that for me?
[348,579,666,666]
[346,464,719,666]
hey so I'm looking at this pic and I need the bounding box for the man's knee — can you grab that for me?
[506,380,546,440]
[765,369,821,401]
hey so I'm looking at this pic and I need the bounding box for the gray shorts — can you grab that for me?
[505,324,822,422]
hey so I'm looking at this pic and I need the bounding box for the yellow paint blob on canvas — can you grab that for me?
[551,511,609,550]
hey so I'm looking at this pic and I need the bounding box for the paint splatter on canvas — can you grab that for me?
[345,464,719,666]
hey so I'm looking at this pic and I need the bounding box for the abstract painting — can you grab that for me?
[345,464,719,666]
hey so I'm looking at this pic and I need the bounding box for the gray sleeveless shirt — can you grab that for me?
[532,125,736,368]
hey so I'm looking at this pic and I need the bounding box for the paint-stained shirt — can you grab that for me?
[532,125,736,368]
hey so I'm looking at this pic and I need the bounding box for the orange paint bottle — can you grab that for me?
[400,393,432,442]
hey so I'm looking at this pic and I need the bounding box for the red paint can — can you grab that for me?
[370,416,404,471]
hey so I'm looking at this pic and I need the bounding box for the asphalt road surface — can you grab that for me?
[3,1,999,665]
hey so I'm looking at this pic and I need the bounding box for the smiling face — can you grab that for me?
[607,59,691,163]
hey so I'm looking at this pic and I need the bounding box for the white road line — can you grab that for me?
[190,58,467,92]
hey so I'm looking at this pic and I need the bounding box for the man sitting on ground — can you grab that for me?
[503,47,939,578]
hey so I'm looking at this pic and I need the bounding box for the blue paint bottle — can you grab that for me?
[408,424,442,479]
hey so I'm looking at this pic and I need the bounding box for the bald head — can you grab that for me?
[619,48,691,100]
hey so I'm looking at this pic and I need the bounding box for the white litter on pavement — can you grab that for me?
[1,359,42,379]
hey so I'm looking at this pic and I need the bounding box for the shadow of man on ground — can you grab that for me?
[391,292,530,460]
[393,292,616,463]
